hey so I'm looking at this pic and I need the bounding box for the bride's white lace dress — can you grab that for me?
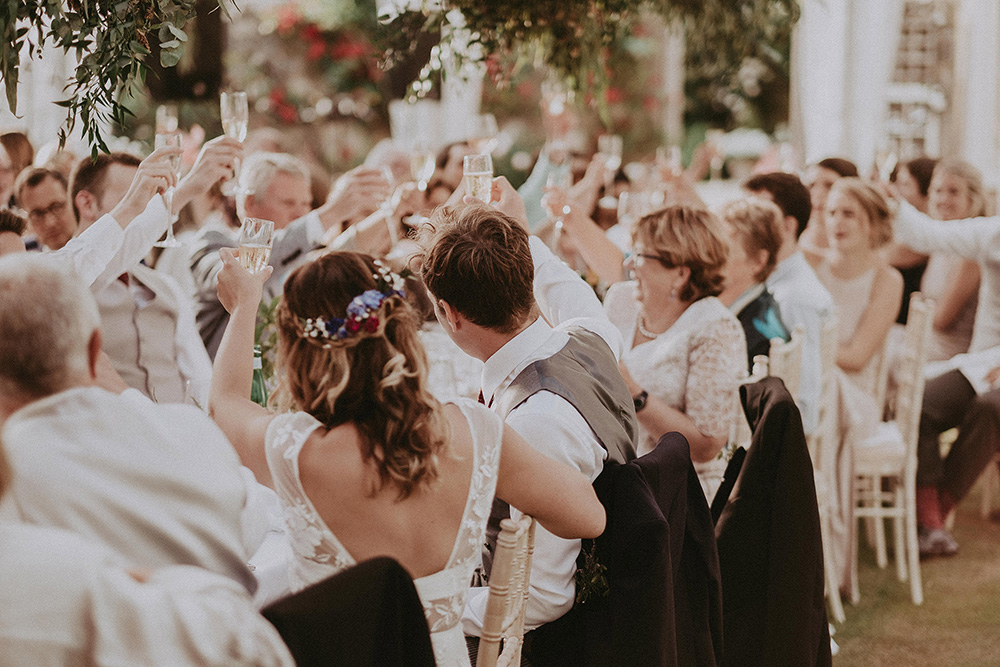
[264,397,502,667]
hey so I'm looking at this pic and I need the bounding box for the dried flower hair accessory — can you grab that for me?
[300,260,410,344]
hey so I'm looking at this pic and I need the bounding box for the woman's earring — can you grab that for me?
[669,287,678,302]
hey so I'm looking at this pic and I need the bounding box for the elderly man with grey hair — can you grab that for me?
[190,151,396,357]
[0,253,256,594]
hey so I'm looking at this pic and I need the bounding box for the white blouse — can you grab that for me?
[604,283,748,455]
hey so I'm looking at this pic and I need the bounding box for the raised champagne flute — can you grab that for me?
[410,143,436,192]
[153,131,183,248]
[463,154,493,204]
[238,217,274,274]
[598,134,623,202]
[220,91,249,195]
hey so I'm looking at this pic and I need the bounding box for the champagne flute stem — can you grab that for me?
[163,187,176,241]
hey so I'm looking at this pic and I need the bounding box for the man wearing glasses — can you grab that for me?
[13,168,77,252]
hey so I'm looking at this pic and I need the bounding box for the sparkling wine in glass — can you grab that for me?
[220,91,249,195]
[238,217,274,274]
[598,134,623,200]
[463,154,493,204]
[153,131,183,248]
[410,150,436,192]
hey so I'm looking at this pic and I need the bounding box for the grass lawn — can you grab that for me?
[834,479,1000,666]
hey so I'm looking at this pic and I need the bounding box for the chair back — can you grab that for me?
[262,557,435,667]
[767,327,804,403]
[477,515,537,667]
[808,314,839,475]
[894,293,935,478]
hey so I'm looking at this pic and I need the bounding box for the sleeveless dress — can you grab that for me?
[815,263,882,395]
[264,398,503,667]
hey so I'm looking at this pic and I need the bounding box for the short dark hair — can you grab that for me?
[13,167,67,207]
[903,157,938,197]
[743,172,812,237]
[418,205,535,333]
[816,157,859,178]
[69,152,141,222]
[0,209,26,236]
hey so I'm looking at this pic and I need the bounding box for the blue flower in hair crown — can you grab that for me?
[301,260,408,342]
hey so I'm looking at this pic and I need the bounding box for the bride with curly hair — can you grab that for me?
[209,248,605,666]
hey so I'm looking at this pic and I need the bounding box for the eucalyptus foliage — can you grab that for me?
[0,0,228,156]
[382,0,799,108]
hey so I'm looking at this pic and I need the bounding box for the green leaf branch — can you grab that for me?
[1,0,233,158]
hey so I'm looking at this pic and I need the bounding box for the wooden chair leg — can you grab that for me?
[894,484,907,583]
[872,477,888,569]
[850,507,861,605]
[905,480,924,605]
[821,508,846,623]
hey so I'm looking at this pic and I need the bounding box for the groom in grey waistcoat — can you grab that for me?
[418,178,637,644]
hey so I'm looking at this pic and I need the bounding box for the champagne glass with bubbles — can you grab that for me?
[153,130,183,248]
[463,154,493,204]
[409,142,436,192]
[220,91,249,195]
[598,134,623,202]
[238,217,274,274]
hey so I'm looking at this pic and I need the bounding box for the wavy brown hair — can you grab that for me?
[274,252,447,499]
[632,205,728,302]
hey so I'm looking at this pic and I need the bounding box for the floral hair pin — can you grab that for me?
[300,260,409,344]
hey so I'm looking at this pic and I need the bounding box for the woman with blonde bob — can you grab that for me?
[604,205,747,500]
[809,178,903,393]
[209,248,605,667]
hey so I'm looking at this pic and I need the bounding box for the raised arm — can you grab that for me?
[489,177,625,358]
[895,201,1000,261]
[494,423,605,540]
[209,248,276,486]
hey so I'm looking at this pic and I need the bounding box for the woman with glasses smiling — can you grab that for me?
[604,205,747,501]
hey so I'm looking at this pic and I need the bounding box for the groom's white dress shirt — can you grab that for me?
[462,237,624,635]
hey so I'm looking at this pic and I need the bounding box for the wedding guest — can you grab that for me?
[914,349,1000,557]
[717,198,791,371]
[0,141,16,209]
[0,254,255,593]
[744,171,834,435]
[603,205,746,500]
[0,447,293,666]
[894,168,1000,354]
[810,178,902,396]
[417,180,635,643]
[888,156,937,325]
[0,209,26,256]
[13,167,76,251]
[209,247,605,667]
[800,157,859,261]
[71,152,217,405]
[191,152,392,358]
[916,160,984,362]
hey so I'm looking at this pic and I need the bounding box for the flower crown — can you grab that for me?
[300,260,409,344]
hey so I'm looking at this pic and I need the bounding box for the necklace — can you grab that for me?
[637,313,665,339]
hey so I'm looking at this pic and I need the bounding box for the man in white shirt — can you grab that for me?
[0,253,256,593]
[744,172,835,435]
[419,180,637,640]
[69,143,238,405]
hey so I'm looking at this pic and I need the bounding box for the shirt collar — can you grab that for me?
[767,251,805,287]
[728,282,765,315]
[480,317,552,406]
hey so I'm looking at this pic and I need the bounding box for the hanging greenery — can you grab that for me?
[379,0,800,115]
[1,0,230,156]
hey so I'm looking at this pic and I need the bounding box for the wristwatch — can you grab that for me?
[632,390,648,413]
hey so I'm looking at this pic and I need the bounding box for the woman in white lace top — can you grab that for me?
[209,249,605,666]
[604,205,747,501]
